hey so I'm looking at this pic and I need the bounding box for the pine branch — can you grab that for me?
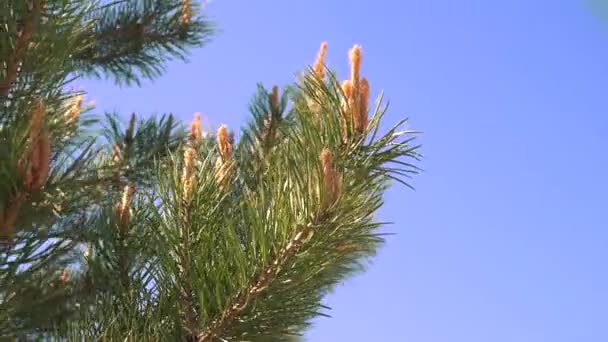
[74,0,214,85]
[194,52,420,340]
[1,1,216,339]
[1,3,421,336]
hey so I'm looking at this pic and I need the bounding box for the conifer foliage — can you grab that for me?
[1,1,421,340]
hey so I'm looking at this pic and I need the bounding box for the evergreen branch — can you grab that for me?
[196,64,420,340]
[74,0,214,85]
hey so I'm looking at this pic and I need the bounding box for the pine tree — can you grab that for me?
[0,1,421,341]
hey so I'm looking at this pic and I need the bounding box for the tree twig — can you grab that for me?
[0,1,40,96]
[197,218,323,342]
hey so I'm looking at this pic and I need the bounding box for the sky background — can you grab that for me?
[82,0,608,341]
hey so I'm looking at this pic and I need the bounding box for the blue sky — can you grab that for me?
[82,1,608,341]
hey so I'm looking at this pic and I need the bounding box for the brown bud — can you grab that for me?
[26,130,51,192]
[215,125,234,190]
[29,100,45,144]
[22,100,50,193]
[216,125,232,161]
[115,183,135,226]
[2,100,50,240]
[214,157,233,190]
[313,42,329,80]
[66,95,83,125]
[341,80,353,115]
[356,77,370,134]
[341,80,353,99]
[182,146,197,201]
[190,112,202,143]
[348,45,363,128]
[181,0,192,25]
[270,86,280,113]
[348,45,362,93]
[340,80,353,140]
[320,148,341,208]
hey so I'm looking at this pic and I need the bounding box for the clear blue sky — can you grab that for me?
[82,1,608,341]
